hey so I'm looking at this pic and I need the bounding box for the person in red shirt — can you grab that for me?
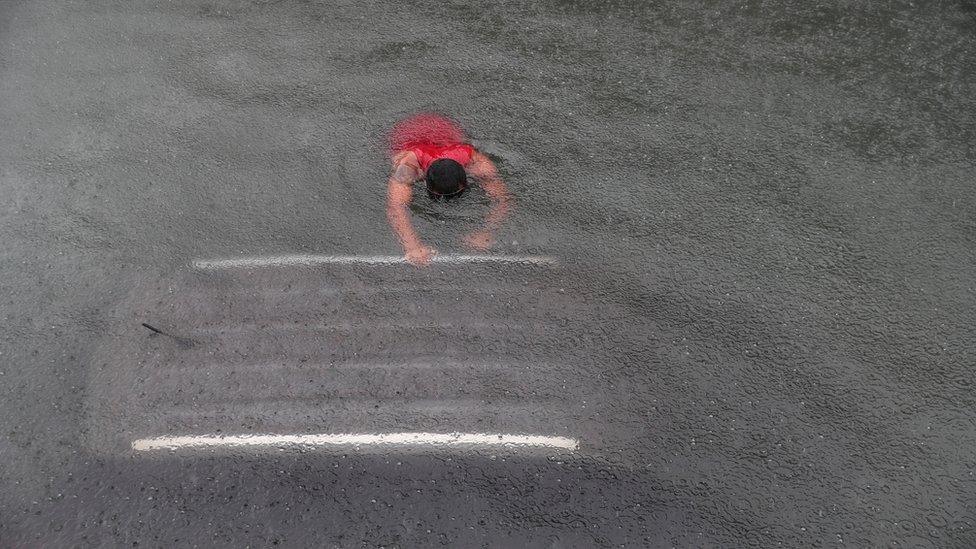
[387,113,511,266]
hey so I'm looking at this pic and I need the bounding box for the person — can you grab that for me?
[386,113,511,266]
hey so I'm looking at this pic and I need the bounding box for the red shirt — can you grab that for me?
[409,142,475,171]
[389,113,474,171]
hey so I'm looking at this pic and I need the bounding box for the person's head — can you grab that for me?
[425,158,467,199]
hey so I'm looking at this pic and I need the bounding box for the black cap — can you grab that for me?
[426,158,467,198]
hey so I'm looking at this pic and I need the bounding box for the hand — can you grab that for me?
[463,230,494,252]
[405,244,436,266]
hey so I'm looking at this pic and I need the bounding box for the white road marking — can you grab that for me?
[132,432,579,451]
[191,321,526,334]
[192,254,557,270]
[165,359,551,373]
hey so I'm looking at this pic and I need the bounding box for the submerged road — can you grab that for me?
[1,0,975,546]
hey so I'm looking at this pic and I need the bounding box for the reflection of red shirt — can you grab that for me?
[390,113,475,171]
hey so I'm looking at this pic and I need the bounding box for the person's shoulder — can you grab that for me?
[392,149,419,166]
[466,149,500,180]
[391,151,421,183]
[466,148,490,166]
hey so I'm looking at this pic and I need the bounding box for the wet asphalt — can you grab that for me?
[2,0,975,546]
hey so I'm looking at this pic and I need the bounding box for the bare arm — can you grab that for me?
[464,151,512,250]
[386,154,435,265]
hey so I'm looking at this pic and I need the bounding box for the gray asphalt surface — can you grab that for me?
[2,0,975,546]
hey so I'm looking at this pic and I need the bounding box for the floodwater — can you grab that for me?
[2,0,975,546]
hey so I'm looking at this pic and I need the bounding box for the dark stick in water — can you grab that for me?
[140,322,195,348]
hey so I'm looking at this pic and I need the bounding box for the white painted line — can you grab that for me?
[191,321,526,335]
[191,254,557,270]
[132,432,579,452]
[166,359,548,373]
